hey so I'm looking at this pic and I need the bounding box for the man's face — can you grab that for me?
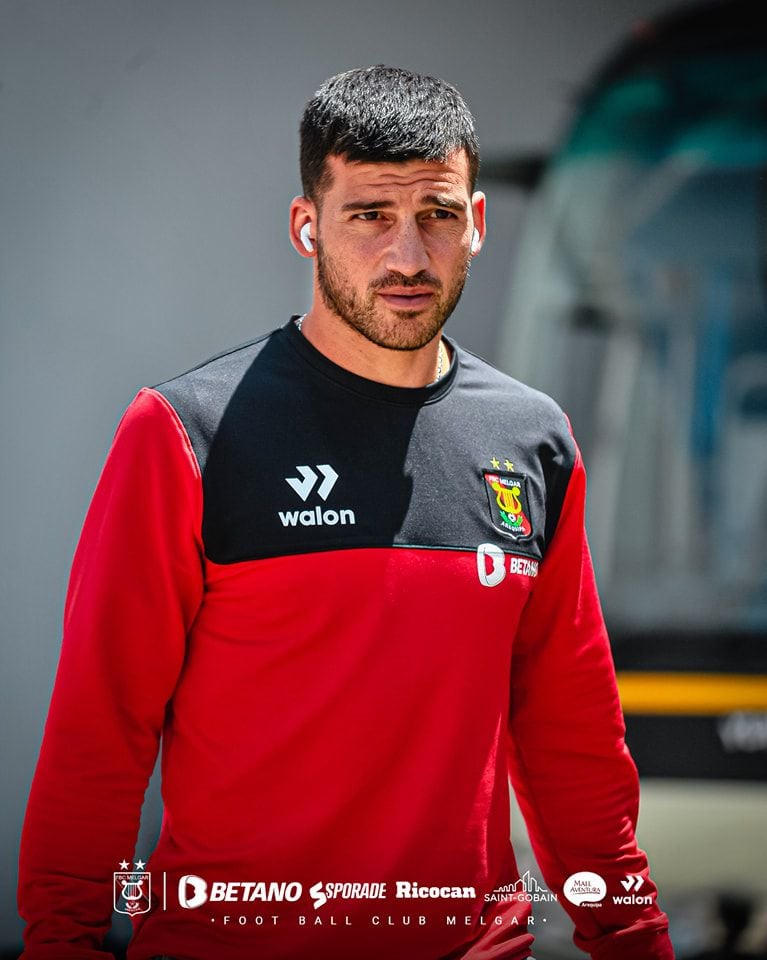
[312,151,484,351]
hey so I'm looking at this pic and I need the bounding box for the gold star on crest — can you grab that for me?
[490,457,500,469]
[504,459,514,471]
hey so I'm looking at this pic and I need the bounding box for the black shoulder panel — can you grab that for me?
[154,322,576,565]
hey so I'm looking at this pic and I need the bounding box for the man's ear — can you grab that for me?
[289,196,317,258]
[469,191,486,256]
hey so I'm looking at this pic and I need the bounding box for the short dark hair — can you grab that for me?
[300,65,480,203]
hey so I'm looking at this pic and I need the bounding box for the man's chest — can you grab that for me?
[199,391,550,567]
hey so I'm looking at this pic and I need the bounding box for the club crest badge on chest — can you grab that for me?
[483,462,533,541]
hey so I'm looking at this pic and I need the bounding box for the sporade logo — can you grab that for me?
[278,464,356,528]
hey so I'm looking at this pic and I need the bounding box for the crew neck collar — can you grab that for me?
[283,316,458,406]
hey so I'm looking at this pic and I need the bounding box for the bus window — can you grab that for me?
[499,27,767,635]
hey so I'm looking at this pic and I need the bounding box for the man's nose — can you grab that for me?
[383,222,430,276]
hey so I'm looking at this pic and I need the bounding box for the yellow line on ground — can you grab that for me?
[616,672,767,715]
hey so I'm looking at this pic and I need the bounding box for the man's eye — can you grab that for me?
[428,209,456,219]
[354,211,382,221]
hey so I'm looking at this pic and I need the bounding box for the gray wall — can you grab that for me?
[1,0,674,950]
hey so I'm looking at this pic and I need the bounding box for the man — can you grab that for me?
[18,66,674,960]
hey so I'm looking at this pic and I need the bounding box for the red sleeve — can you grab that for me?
[507,443,674,960]
[18,387,204,959]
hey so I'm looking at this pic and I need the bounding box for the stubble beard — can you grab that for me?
[316,242,471,351]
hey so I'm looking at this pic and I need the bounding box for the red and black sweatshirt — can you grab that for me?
[18,319,674,960]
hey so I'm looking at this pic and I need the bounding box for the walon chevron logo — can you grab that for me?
[278,464,356,529]
[285,464,338,502]
[620,875,644,892]
[613,874,652,906]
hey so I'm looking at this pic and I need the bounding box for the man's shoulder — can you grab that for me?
[150,324,288,470]
[453,340,570,436]
[154,327,281,400]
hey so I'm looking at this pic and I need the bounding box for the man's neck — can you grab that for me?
[297,308,449,389]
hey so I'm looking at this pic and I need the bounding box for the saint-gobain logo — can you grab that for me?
[484,869,557,903]
[563,872,606,906]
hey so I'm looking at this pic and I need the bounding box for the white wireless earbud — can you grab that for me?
[470,228,480,254]
[300,223,314,253]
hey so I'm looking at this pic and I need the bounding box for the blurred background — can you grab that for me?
[1,0,765,957]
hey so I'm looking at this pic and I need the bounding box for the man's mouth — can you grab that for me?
[377,288,436,310]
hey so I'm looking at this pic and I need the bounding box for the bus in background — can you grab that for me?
[489,0,767,954]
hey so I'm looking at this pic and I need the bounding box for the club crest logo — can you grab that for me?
[114,860,151,916]
[484,469,533,540]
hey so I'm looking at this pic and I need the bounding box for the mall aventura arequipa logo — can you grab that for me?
[563,872,606,908]
[485,870,557,904]
[114,860,151,916]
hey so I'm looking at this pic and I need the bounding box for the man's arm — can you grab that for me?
[18,387,204,958]
[507,441,674,960]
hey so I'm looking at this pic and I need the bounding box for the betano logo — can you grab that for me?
[278,464,356,528]
[476,543,538,586]
[178,875,303,908]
